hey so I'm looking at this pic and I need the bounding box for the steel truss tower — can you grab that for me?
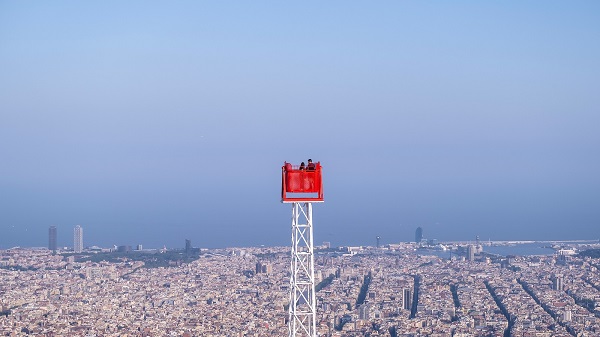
[281,161,323,337]
[289,202,317,337]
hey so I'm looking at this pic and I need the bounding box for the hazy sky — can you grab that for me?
[1,1,599,249]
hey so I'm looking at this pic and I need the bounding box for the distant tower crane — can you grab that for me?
[281,161,324,337]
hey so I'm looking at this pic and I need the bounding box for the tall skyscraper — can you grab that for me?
[185,239,191,254]
[403,288,412,310]
[552,275,564,291]
[467,244,475,261]
[415,227,423,243]
[49,226,57,252]
[74,225,83,253]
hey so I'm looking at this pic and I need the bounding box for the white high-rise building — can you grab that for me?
[467,245,476,261]
[74,225,83,253]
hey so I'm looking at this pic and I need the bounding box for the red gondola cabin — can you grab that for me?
[281,161,324,203]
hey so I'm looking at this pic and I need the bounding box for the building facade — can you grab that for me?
[403,288,412,310]
[74,225,83,253]
[415,227,423,243]
[467,245,475,261]
[49,226,57,252]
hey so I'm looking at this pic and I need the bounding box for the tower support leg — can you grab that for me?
[288,202,317,337]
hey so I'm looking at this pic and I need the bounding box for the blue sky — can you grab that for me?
[1,1,599,249]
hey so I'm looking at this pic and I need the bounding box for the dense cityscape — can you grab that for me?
[1,226,600,337]
[3,1,599,337]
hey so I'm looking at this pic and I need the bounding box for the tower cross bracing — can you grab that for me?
[288,202,317,337]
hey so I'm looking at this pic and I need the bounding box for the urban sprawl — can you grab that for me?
[2,241,600,337]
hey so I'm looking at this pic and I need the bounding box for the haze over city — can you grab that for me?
[1,2,599,249]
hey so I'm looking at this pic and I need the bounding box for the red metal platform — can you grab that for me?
[281,162,324,203]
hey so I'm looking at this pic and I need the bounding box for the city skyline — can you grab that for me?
[11,224,599,251]
[1,2,599,249]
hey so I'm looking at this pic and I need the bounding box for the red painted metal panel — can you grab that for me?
[281,162,324,202]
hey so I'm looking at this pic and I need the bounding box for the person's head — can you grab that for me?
[300,162,305,166]
[308,159,312,163]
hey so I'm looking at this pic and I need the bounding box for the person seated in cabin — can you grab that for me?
[306,159,316,171]
[299,162,305,170]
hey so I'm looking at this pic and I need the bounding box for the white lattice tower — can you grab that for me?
[288,202,317,337]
